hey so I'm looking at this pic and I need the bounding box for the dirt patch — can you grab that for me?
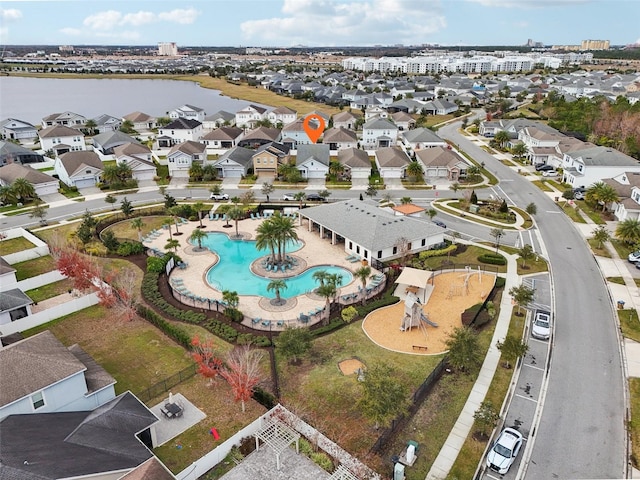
[338,358,365,376]
[362,271,496,355]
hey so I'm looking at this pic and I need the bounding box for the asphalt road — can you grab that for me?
[440,122,626,479]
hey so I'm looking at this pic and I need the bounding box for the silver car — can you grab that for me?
[486,427,524,474]
[532,310,551,340]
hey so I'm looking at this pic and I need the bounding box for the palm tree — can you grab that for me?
[406,161,423,182]
[189,228,208,251]
[400,196,412,204]
[354,265,372,305]
[450,182,460,196]
[162,218,174,239]
[586,182,618,212]
[517,244,535,269]
[189,163,203,182]
[294,192,306,210]
[193,201,205,228]
[591,226,611,249]
[0,186,17,206]
[165,238,180,253]
[316,283,336,325]
[329,160,345,179]
[101,165,120,185]
[616,219,640,245]
[255,219,279,264]
[272,212,298,263]
[222,290,239,309]
[467,165,482,182]
[83,119,97,135]
[267,279,287,305]
[511,142,528,159]
[168,206,182,234]
[313,269,329,289]
[130,217,145,241]
[227,206,245,238]
[11,178,36,202]
[494,130,510,149]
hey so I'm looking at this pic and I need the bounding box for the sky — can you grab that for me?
[0,0,639,48]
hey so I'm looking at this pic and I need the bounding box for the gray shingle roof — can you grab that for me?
[568,146,639,167]
[202,126,243,141]
[0,288,32,312]
[402,128,444,144]
[296,144,330,166]
[39,125,83,138]
[163,118,202,130]
[375,147,410,168]
[0,256,16,276]
[67,344,116,394]
[217,146,255,167]
[338,148,370,168]
[0,330,85,408]
[92,131,139,150]
[300,200,441,252]
[0,164,55,185]
[58,151,103,175]
[168,140,206,156]
[322,127,357,143]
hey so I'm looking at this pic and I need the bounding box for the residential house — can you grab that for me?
[92,131,140,155]
[237,126,281,149]
[338,147,371,180]
[364,106,389,121]
[113,143,156,182]
[362,117,398,148]
[214,146,255,178]
[90,114,122,134]
[416,146,468,181]
[0,118,38,141]
[202,126,244,149]
[0,288,33,326]
[122,111,157,131]
[281,118,322,149]
[299,200,445,263]
[374,147,411,179]
[420,99,458,115]
[54,151,103,188]
[120,457,176,480]
[562,145,640,188]
[0,163,59,196]
[235,104,268,128]
[0,257,17,292]
[169,104,207,123]
[157,118,203,147]
[167,141,206,178]
[296,144,330,179]
[390,111,416,131]
[203,110,236,130]
[252,142,290,178]
[0,391,158,479]
[331,111,357,130]
[39,125,85,155]
[267,106,297,127]
[0,141,45,166]
[42,111,87,129]
[0,331,116,420]
[323,127,358,152]
[610,172,640,221]
[401,127,447,152]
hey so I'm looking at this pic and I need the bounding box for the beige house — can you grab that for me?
[416,146,468,181]
[252,143,291,177]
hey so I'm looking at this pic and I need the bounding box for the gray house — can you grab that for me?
[0,140,45,166]
[92,131,140,155]
[0,118,38,141]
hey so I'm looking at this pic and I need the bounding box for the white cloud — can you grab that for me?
[158,8,200,25]
[465,0,589,7]
[83,10,123,31]
[122,11,157,27]
[59,27,82,36]
[241,0,446,46]
[0,8,22,21]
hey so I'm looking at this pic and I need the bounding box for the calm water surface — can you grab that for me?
[0,76,260,125]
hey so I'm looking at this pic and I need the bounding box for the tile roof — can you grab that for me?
[0,331,85,408]
[122,111,154,123]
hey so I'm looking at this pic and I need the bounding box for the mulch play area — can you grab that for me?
[362,271,496,355]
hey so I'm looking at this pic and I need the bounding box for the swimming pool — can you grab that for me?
[199,232,353,298]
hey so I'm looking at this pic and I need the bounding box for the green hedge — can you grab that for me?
[419,244,457,259]
[142,271,207,323]
[477,253,507,265]
[136,304,193,349]
[311,318,346,337]
[356,292,399,317]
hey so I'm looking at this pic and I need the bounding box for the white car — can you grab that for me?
[209,193,229,201]
[486,427,524,474]
[628,251,640,263]
[282,193,296,201]
[541,169,558,177]
[532,310,551,340]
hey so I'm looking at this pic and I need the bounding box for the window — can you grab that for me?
[349,241,353,249]
[393,246,398,255]
[364,251,368,259]
[31,391,45,410]
[356,246,360,254]
[377,251,382,259]
[256,158,260,164]
[86,170,91,174]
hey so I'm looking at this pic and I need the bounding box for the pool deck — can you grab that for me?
[143,216,384,331]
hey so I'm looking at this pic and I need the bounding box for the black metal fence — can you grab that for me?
[137,363,197,404]
[369,356,449,455]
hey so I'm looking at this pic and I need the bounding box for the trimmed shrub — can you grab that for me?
[419,244,457,259]
[311,318,346,337]
[252,387,276,409]
[117,241,144,256]
[495,276,506,288]
[477,253,507,265]
[136,304,192,349]
[146,256,166,273]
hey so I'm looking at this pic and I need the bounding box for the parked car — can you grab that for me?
[628,251,640,263]
[433,220,447,228]
[541,169,558,177]
[209,193,229,201]
[305,193,326,202]
[573,187,587,200]
[535,164,555,171]
[282,193,296,201]
[532,310,551,340]
[486,428,524,474]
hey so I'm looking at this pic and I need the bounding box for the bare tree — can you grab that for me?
[219,345,265,413]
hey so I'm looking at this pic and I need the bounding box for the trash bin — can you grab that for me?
[554,196,560,202]
[618,300,625,309]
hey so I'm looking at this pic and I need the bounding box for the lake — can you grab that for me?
[0,76,263,125]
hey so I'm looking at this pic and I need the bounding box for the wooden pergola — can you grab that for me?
[254,420,301,470]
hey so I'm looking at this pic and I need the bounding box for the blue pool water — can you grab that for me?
[199,232,353,298]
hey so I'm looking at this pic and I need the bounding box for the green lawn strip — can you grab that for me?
[420,245,507,274]
[448,307,523,479]
[562,205,587,223]
[531,180,554,192]
[103,215,172,241]
[588,238,612,258]
[25,278,75,302]
[607,276,626,286]
[511,206,533,229]
[455,149,498,186]
[13,255,55,280]
[0,236,36,255]
[434,202,517,230]
[629,378,640,469]
[277,319,442,465]
[619,309,640,343]
[496,245,548,274]
[575,201,607,224]
[611,239,637,260]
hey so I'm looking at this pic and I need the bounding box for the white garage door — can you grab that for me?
[133,170,155,182]
[223,168,243,178]
[74,178,96,189]
[306,169,326,179]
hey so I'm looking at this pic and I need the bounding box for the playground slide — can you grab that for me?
[420,313,438,327]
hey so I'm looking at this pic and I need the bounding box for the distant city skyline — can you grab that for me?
[0,0,638,48]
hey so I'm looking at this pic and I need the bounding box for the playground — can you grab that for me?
[362,269,497,355]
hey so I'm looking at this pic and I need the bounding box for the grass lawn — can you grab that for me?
[630,378,640,469]
[278,319,442,472]
[448,309,525,479]
[575,201,607,225]
[588,238,611,257]
[104,215,172,242]
[562,205,587,223]
[25,278,75,302]
[619,308,640,343]
[531,180,554,192]
[611,239,637,260]
[0,236,36,255]
[419,245,507,274]
[13,255,55,280]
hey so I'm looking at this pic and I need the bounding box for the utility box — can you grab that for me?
[394,462,405,480]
